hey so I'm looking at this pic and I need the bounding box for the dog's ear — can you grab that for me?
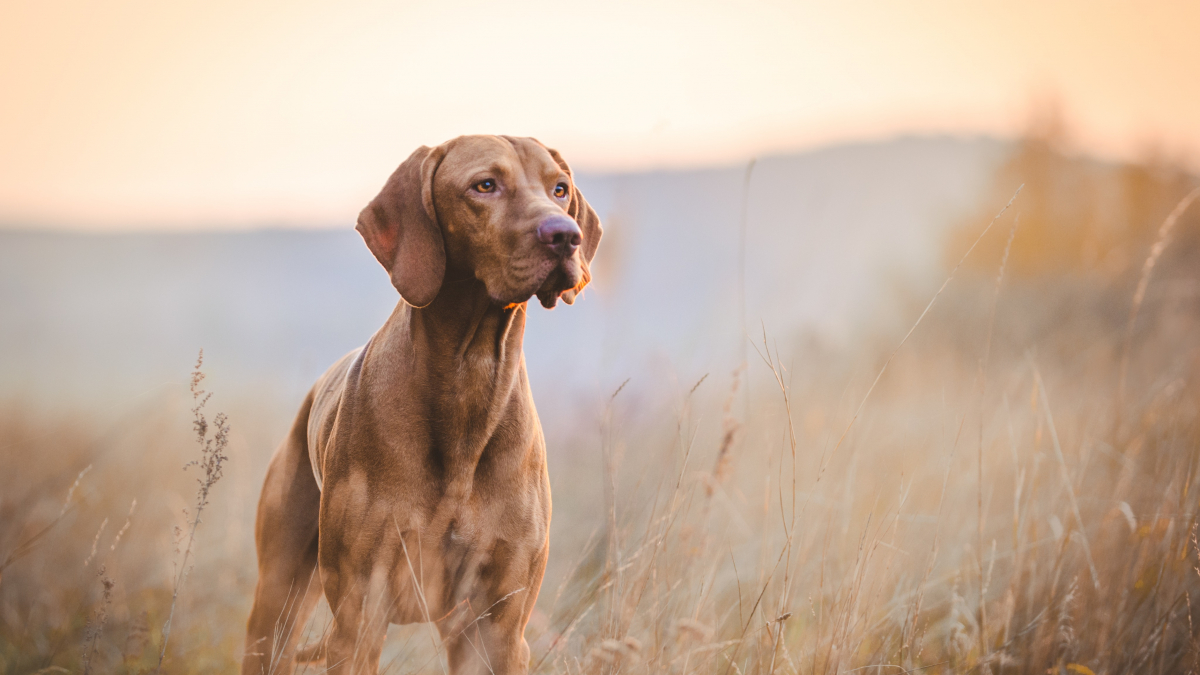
[541,144,602,305]
[356,144,448,308]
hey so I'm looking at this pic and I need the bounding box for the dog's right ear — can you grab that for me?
[356,144,448,308]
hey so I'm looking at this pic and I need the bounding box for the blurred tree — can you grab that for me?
[950,104,1199,285]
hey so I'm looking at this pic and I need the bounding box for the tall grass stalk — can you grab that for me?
[1118,185,1200,410]
[824,185,1024,475]
[0,464,90,586]
[155,350,230,671]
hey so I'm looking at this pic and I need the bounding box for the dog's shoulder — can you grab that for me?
[306,346,365,490]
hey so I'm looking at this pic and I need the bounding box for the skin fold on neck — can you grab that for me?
[363,276,531,467]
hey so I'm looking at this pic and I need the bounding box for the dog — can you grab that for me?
[241,135,601,675]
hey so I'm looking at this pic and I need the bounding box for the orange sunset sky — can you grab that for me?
[2,0,1198,230]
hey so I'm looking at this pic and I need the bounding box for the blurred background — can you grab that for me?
[3,1,1200,673]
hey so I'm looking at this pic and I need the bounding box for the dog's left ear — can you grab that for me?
[356,144,448,308]
[540,143,603,305]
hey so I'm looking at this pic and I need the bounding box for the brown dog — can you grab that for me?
[241,135,601,675]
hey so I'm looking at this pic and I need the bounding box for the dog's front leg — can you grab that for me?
[441,545,547,675]
[321,563,392,675]
[318,487,395,675]
[443,614,531,675]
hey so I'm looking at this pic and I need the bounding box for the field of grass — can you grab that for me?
[3,136,1200,674]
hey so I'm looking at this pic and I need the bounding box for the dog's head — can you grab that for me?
[356,135,602,309]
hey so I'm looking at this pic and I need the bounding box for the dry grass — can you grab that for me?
[520,274,1200,675]
[2,145,1200,674]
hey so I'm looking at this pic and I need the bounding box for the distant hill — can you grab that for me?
[0,135,1007,430]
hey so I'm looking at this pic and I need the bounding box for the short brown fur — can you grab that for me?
[242,135,601,675]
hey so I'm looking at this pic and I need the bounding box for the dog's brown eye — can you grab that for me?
[474,179,496,193]
[553,183,568,199]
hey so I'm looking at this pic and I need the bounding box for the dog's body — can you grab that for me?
[242,136,601,675]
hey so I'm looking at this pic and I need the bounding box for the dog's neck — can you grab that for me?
[413,277,525,362]
[359,276,531,480]
[370,275,528,404]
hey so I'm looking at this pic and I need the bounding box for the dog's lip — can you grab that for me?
[492,253,579,307]
[486,257,555,305]
[534,256,584,309]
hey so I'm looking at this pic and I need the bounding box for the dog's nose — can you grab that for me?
[537,217,582,256]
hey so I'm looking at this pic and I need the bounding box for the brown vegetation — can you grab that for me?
[2,133,1200,673]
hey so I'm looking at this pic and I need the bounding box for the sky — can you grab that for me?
[1,0,1198,229]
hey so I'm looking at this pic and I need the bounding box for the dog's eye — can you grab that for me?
[553,183,568,199]
[473,179,496,194]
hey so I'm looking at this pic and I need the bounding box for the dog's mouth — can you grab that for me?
[488,241,585,309]
[533,262,583,308]
[514,250,579,309]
